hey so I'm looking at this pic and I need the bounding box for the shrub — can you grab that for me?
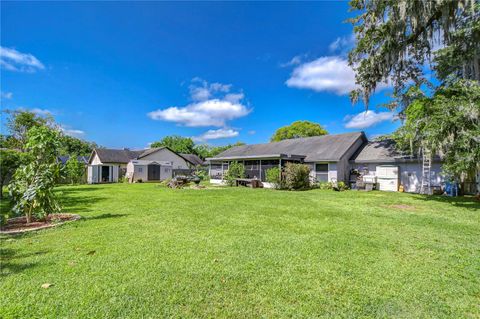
[224,161,245,186]
[65,156,85,184]
[318,182,333,190]
[265,167,283,189]
[337,181,349,191]
[283,162,311,190]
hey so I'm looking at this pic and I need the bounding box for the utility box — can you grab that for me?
[376,165,399,192]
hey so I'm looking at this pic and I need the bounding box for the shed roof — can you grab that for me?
[180,153,204,166]
[210,132,366,162]
[349,139,440,163]
[93,148,144,164]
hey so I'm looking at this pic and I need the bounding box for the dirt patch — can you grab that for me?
[388,204,416,211]
[1,213,81,235]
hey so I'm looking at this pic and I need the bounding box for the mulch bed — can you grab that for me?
[0,213,81,235]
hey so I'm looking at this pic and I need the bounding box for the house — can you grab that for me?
[207,132,447,193]
[207,132,366,187]
[87,147,202,183]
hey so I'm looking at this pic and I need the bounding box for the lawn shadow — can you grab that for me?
[0,247,47,277]
[82,213,129,221]
[56,186,108,215]
[411,194,480,211]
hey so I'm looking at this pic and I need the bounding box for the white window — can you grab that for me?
[138,167,143,173]
[315,163,329,182]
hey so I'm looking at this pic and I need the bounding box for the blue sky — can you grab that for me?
[1,2,400,149]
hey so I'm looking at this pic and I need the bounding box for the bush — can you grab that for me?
[283,163,311,190]
[318,182,333,190]
[337,181,349,191]
[265,167,283,189]
[224,161,245,186]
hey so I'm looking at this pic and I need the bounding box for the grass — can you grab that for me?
[1,183,479,318]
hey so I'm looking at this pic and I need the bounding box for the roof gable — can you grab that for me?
[90,148,143,164]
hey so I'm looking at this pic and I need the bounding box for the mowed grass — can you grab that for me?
[1,184,479,318]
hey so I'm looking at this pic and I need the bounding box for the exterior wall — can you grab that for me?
[337,137,365,183]
[140,148,190,169]
[87,164,121,183]
[350,162,444,193]
[91,153,102,165]
[308,162,339,183]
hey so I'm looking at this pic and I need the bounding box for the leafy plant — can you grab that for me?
[265,167,283,189]
[283,163,311,190]
[64,156,85,184]
[0,149,24,199]
[318,182,333,190]
[224,161,245,186]
[9,126,61,223]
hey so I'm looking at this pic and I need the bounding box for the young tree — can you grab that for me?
[271,121,328,142]
[59,135,98,156]
[9,126,61,223]
[0,149,23,199]
[150,135,195,154]
[65,156,86,184]
[224,161,245,186]
[348,0,479,106]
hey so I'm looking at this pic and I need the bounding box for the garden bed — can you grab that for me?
[0,213,80,234]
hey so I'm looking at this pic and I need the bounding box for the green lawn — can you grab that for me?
[1,184,479,318]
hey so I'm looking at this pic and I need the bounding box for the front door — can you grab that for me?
[148,164,160,180]
[101,166,110,182]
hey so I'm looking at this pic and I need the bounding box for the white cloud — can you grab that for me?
[344,110,396,129]
[189,78,232,101]
[286,56,357,95]
[148,99,250,127]
[329,34,355,53]
[60,125,85,137]
[192,128,239,142]
[280,55,304,67]
[247,130,256,135]
[149,79,250,127]
[1,91,13,99]
[30,108,53,116]
[0,46,45,72]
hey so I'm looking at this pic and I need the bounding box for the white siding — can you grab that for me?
[140,148,190,169]
[351,162,444,193]
[91,153,102,165]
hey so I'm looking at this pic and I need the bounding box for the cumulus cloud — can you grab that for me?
[286,56,357,95]
[1,91,13,99]
[148,79,250,127]
[344,110,396,129]
[280,55,304,67]
[0,46,45,72]
[30,108,53,116]
[60,125,85,137]
[192,128,239,142]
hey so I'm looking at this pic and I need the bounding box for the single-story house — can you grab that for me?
[87,147,202,183]
[207,132,448,193]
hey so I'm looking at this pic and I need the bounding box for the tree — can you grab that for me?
[150,135,195,154]
[59,135,98,156]
[270,121,328,142]
[9,126,61,223]
[0,149,23,199]
[348,0,479,107]
[3,110,51,149]
[193,142,246,159]
[393,80,480,181]
[65,156,86,184]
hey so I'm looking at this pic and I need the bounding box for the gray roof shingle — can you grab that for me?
[211,132,366,162]
[93,148,144,163]
[180,153,204,166]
